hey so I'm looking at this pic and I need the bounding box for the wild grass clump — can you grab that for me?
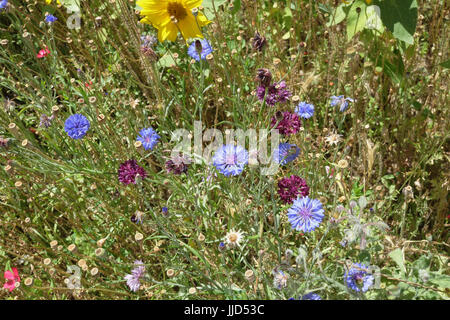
[0,0,448,300]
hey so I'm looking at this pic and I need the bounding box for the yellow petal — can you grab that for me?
[184,0,203,9]
[195,12,212,27]
[178,13,203,40]
[157,23,179,42]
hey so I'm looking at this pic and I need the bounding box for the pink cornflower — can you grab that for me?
[3,267,20,292]
[37,46,50,58]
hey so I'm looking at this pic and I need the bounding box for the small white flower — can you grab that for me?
[224,229,244,248]
[325,132,343,146]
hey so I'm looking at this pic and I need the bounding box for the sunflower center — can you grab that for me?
[167,2,188,22]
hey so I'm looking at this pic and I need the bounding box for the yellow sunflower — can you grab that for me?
[137,0,211,42]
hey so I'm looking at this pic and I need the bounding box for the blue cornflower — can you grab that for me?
[187,39,213,61]
[0,0,8,11]
[290,293,322,300]
[137,127,160,151]
[273,143,300,165]
[213,144,249,177]
[64,114,90,139]
[295,101,315,119]
[45,14,57,24]
[345,262,374,292]
[300,293,322,300]
[287,196,324,232]
[330,95,354,112]
[218,242,226,252]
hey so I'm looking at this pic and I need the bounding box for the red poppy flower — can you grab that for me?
[84,80,93,89]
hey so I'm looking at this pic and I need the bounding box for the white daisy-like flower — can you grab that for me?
[224,229,245,248]
[325,132,343,146]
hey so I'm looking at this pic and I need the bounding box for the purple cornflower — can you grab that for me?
[45,14,57,24]
[165,154,191,175]
[330,95,354,112]
[278,175,310,204]
[252,31,266,51]
[255,68,272,87]
[295,101,315,119]
[137,127,160,151]
[118,160,147,185]
[124,260,146,292]
[271,111,301,136]
[131,211,144,224]
[345,263,374,292]
[213,144,249,177]
[0,136,9,148]
[161,207,169,216]
[39,113,54,128]
[218,242,226,252]
[140,34,157,47]
[140,34,158,60]
[273,143,300,165]
[257,81,292,106]
[64,114,90,139]
[287,196,324,233]
[188,39,213,61]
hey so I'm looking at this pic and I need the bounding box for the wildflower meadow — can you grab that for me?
[0,0,449,301]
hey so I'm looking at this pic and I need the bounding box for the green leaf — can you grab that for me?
[378,49,405,84]
[283,7,293,29]
[389,248,406,274]
[327,3,348,27]
[439,59,450,69]
[347,0,368,41]
[376,0,418,45]
[282,31,291,40]
[202,0,227,8]
[318,3,332,14]
[231,0,241,14]
[358,196,368,210]
[429,273,450,289]
[157,52,177,68]
[202,0,228,20]
[202,0,227,20]
[61,0,80,12]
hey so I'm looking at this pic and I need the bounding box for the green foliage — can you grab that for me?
[346,0,368,41]
[375,0,418,45]
[0,0,448,300]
